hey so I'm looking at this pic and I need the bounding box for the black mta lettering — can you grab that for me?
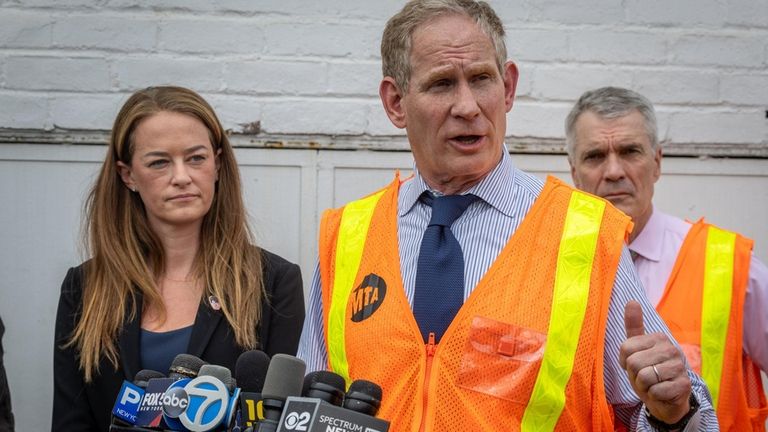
[350,273,387,322]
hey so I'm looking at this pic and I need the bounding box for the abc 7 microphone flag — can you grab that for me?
[163,375,239,432]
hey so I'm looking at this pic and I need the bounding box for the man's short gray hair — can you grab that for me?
[565,86,659,159]
[381,0,507,93]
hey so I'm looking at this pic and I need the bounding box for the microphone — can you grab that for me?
[274,374,389,432]
[134,369,166,388]
[135,376,179,428]
[199,364,237,392]
[110,369,168,426]
[236,350,270,393]
[165,364,240,432]
[256,354,307,432]
[169,353,207,379]
[199,364,241,430]
[135,354,207,428]
[111,380,146,425]
[111,356,243,432]
[343,379,382,417]
[235,350,271,428]
[301,371,345,406]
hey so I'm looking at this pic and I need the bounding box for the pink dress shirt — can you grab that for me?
[629,207,768,372]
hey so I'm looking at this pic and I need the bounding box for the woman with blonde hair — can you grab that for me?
[52,86,304,430]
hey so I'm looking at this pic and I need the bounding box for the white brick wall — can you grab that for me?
[625,0,728,26]
[115,56,224,91]
[6,56,111,91]
[54,15,158,51]
[0,0,766,149]
[0,92,48,128]
[0,10,52,47]
[224,59,326,95]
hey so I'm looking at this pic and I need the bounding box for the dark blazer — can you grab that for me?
[52,249,305,432]
[0,316,14,432]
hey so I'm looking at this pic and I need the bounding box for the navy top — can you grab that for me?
[139,325,194,374]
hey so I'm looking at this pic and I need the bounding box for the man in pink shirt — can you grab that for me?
[566,86,768,431]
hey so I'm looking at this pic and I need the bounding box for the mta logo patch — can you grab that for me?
[350,273,387,322]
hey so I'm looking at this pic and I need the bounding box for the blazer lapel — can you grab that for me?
[187,300,223,358]
[118,297,142,380]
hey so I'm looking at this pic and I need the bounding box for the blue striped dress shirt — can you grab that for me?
[297,149,717,430]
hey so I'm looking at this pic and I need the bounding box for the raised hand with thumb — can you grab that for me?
[619,300,694,426]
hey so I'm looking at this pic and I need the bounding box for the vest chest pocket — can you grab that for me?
[457,315,546,404]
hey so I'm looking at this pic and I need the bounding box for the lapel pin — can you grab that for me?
[208,295,221,311]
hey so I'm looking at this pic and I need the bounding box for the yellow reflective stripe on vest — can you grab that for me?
[327,190,387,385]
[521,191,605,432]
[701,226,736,410]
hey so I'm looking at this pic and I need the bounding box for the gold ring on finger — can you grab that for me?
[652,364,662,383]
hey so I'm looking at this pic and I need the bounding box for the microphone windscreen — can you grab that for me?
[348,380,382,402]
[302,371,346,395]
[302,370,346,406]
[168,353,206,379]
[261,354,306,401]
[198,364,232,382]
[235,350,271,392]
[198,363,236,393]
[344,379,383,416]
[133,369,165,387]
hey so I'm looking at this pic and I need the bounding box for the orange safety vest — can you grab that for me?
[318,175,632,431]
[656,220,768,431]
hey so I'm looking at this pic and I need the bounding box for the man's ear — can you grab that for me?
[379,77,407,129]
[116,161,135,191]
[503,61,519,112]
[652,146,662,183]
[569,158,580,188]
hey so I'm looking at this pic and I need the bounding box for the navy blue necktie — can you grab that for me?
[413,192,478,343]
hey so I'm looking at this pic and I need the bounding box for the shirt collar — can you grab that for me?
[399,145,518,217]
[628,206,663,262]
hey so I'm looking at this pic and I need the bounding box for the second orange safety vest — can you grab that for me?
[318,175,632,431]
[656,220,768,431]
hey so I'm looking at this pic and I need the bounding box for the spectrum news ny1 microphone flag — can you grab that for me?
[273,376,387,432]
[275,396,389,432]
[254,354,389,432]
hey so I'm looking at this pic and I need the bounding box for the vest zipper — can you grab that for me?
[419,332,437,432]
